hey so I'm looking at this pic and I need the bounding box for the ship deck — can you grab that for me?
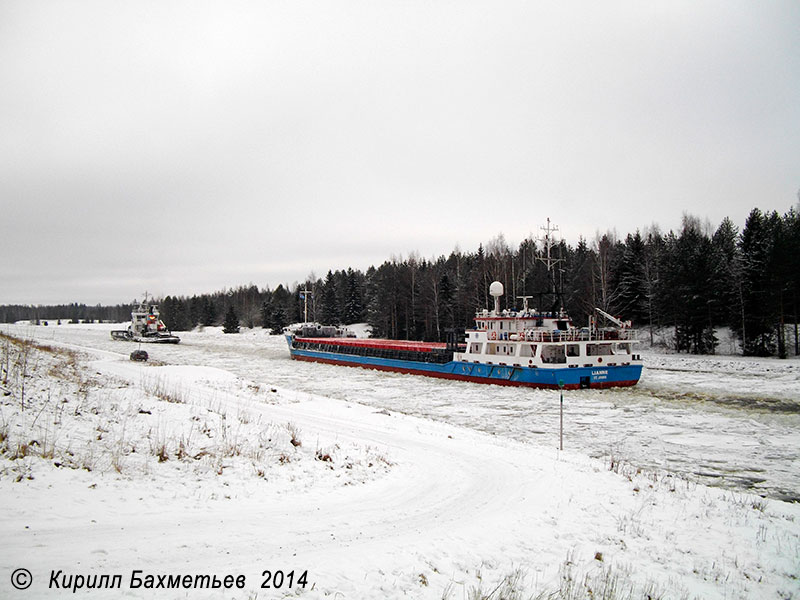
[295,337,448,353]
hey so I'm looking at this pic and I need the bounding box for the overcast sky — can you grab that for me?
[2,1,799,305]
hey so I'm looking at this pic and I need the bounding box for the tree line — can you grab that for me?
[0,303,131,325]
[3,207,798,357]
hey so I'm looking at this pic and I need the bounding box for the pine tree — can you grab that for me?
[222,306,240,334]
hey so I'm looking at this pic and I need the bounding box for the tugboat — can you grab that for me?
[285,222,642,389]
[111,297,180,344]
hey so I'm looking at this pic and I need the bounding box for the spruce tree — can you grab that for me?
[161,296,191,331]
[616,232,648,325]
[260,298,274,329]
[739,209,776,356]
[710,217,741,336]
[271,285,291,320]
[785,208,800,356]
[641,227,665,344]
[187,295,202,328]
[222,306,240,334]
[768,211,791,358]
[343,269,363,324]
[662,216,717,354]
[564,237,594,325]
[320,271,339,325]
[270,306,287,334]
[437,272,454,332]
[201,298,217,327]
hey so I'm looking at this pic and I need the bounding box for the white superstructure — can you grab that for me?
[453,281,640,371]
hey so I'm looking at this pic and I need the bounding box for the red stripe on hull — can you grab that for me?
[291,354,639,390]
[295,337,447,353]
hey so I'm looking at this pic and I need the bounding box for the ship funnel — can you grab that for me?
[489,281,503,314]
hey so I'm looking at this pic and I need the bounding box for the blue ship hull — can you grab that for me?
[287,338,642,389]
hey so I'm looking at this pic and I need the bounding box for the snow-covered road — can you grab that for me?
[7,368,549,598]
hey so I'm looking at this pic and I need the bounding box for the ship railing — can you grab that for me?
[518,329,638,343]
[474,309,562,319]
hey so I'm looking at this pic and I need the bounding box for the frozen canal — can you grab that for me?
[5,323,800,501]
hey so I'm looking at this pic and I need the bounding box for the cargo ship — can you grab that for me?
[286,221,642,389]
[285,281,641,389]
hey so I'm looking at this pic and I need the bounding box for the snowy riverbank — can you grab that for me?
[6,321,800,501]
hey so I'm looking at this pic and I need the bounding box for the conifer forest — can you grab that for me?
[3,207,799,358]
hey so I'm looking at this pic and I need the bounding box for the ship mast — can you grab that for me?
[536,218,565,314]
[299,289,312,324]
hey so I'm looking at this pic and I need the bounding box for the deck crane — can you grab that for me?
[595,307,632,329]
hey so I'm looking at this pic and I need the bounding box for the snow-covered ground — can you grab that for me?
[1,323,799,599]
[9,322,799,501]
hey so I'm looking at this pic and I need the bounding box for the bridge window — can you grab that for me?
[587,343,613,356]
[541,345,566,364]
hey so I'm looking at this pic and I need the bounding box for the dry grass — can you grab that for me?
[0,331,395,497]
[287,422,302,448]
[443,560,671,600]
[141,374,187,404]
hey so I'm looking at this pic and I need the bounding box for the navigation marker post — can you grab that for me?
[558,379,565,451]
